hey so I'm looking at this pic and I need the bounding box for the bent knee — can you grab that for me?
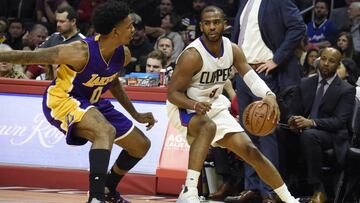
[94,124,116,144]
[137,136,151,157]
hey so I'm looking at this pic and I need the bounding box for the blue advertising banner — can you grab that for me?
[0,93,168,175]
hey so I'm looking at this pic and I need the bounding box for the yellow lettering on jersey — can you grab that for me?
[82,73,118,87]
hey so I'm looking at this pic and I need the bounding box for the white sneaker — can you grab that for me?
[176,186,200,203]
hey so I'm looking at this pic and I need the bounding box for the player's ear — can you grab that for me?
[199,22,203,32]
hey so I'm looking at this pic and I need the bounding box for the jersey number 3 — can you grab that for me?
[209,88,218,98]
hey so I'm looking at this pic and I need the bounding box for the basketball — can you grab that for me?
[242,101,277,136]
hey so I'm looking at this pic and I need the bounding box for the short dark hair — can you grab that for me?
[8,18,24,27]
[201,6,224,21]
[92,0,130,35]
[315,0,329,9]
[56,6,79,23]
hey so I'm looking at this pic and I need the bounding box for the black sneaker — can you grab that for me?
[105,191,131,203]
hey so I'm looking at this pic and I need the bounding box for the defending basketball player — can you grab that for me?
[0,1,155,203]
[167,6,299,203]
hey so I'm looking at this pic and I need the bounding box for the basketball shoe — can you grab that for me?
[105,190,131,203]
[176,186,200,203]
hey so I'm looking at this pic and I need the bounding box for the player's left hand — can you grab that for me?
[256,60,278,75]
[261,94,280,124]
[134,112,157,131]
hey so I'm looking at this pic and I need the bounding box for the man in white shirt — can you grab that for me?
[231,0,305,202]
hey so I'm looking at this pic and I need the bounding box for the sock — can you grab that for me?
[274,184,297,203]
[105,168,124,194]
[89,149,111,200]
[185,169,200,188]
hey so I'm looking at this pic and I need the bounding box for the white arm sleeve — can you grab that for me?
[243,69,274,98]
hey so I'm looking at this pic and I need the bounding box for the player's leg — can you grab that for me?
[104,127,150,202]
[72,107,117,202]
[177,114,217,203]
[217,133,298,203]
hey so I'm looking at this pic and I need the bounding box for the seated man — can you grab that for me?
[288,47,355,203]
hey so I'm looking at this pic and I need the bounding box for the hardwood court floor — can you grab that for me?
[0,187,224,203]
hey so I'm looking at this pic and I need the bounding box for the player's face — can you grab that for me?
[114,16,135,45]
[200,11,224,42]
[318,49,341,79]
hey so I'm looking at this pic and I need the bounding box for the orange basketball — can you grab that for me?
[242,101,277,136]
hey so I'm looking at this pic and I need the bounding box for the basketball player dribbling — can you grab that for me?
[166,6,299,203]
[0,1,156,203]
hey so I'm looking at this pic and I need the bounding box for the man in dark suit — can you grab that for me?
[288,47,355,203]
[230,0,305,202]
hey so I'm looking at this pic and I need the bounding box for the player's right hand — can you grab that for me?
[134,112,157,131]
[193,101,211,115]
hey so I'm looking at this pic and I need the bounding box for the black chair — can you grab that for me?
[332,97,360,203]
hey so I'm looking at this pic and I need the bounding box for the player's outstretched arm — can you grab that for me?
[0,41,88,71]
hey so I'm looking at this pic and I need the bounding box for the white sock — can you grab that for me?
[274,184,298,203]
[185,169,200,188]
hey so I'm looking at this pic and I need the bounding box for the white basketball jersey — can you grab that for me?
[183,37,233,104]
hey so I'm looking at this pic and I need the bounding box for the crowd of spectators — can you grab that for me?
[1,0,360,202]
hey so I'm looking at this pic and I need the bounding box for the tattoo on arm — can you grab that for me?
[0,47,59,64]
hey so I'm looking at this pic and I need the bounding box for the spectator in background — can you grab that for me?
[156,36,175,69]
[231,0,305,201]
[0,44,27,79]
[36,0,70,24]
[40,6,84,48]
[302,48,319,77]
[348,2,360,53]
[181,0,208,45]
[155,13,184,63]
[330,0,359,32]
[337,58,360,99]
[4,19,25,50]
[145,50,167,73]
[142,0,173,43]
[124,13,153,74]
[307,0,338,48]
[39,6,85,80]
[22,24,49,80]
[336,31,355,59]
[23,24,48,51]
